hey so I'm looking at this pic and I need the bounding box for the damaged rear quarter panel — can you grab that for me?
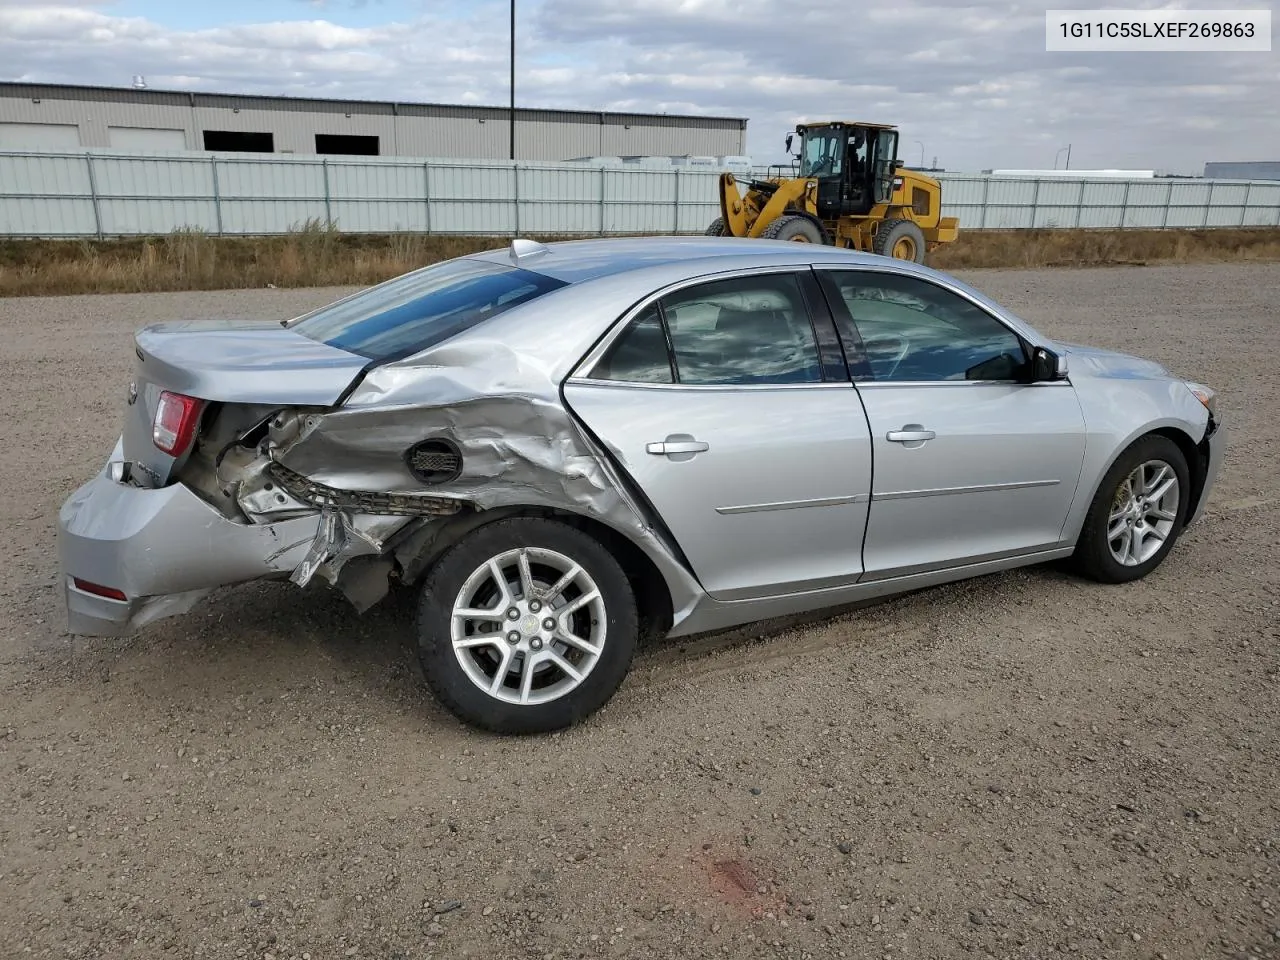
[274,336,642,527]
[269,276,707,623]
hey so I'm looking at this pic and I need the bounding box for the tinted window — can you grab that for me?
[828,272,1026,382]
[590,307,673,383]
[289,259,567,362]
[662,274,822,385]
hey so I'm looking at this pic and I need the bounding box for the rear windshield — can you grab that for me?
[287,258,568,362]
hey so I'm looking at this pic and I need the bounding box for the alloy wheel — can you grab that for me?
[450,547,606,705]
[1107,459,1180,566]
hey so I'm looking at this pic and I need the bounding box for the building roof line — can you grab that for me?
[0,81,749,126]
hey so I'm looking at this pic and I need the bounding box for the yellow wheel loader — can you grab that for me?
[707,122,959,263]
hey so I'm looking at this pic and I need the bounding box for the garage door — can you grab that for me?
[0,122,82,150]
[108,126,188,151]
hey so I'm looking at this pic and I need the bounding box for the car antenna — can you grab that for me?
[510,238,551,263]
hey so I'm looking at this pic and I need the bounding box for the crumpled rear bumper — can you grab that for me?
[58,440,321,637]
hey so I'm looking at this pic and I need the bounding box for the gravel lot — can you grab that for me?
[1,263,1277,960]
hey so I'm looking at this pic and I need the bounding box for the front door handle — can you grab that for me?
[646,439,710,456]
[886,427,936,443]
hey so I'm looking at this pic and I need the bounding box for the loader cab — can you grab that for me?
[794,122,900,220]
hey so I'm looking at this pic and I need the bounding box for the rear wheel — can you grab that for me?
[705,218,726,236]
[417,518,638,734]
[761,215,825,244]
[1071,435,1190,584]
[873,218,927,263]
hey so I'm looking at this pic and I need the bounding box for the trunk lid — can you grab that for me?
[122,320,369,487]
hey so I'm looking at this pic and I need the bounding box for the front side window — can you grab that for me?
[289,259,567,362]
[799,126,843,178]
[827,271,1027,382]
[591,274,823,386]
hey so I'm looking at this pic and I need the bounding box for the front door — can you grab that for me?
[871,128,899,204]
[800,124,846,220]
[564,270,872,601]
[818,268,1087,579]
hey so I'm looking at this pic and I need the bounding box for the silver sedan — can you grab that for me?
[58,237,1226,733]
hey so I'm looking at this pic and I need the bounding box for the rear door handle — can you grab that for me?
[646,439,710,455]
[886,428,936,443]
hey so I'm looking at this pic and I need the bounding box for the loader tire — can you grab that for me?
[761,215,825,244]
[873,219,927,263]
[705,218,726,236]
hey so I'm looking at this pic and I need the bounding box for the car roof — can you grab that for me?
[466,236,892,284]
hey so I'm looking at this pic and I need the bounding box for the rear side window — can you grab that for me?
[288,259,567,362]
[590,274,823,386]
[589,307,674,383]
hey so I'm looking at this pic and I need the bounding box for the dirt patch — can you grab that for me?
[0,264,1277,959]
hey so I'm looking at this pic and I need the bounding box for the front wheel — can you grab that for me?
[761,215,825,243]
[417,518,638,734]
[873,218,927,263]
[1071,435,1190,584]
[705,218,726,236]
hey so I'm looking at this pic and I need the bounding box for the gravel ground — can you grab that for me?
[1,264,1277,960]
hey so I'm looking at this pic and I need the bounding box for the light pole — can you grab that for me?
[914,140,925,167]
[1054,144,1072,170]
[509,0,516,161]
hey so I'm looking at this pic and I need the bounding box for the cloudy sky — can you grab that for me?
[0,0,1276,172]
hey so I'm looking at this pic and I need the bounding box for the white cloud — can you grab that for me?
[0,0,1277,172]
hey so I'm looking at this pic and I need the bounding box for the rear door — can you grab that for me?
[817,268,1087,580]
[564,269,872,601]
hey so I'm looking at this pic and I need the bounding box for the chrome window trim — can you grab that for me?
[564,377,854,393]
[854,379,1073,389]
[570,264,833,384]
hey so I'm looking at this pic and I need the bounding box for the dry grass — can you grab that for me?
[2,222,1278,297]
[930,226,1280,270]
[0,222,514,297]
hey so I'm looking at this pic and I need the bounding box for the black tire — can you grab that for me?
[417,517,638,734]
[761,215,825,244]
[873,218,927,263]
[1071,434,1190,584]
[705,218,726,236]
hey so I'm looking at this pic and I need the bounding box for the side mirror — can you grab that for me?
[1031,346,1069,382]
[785,134,794,153]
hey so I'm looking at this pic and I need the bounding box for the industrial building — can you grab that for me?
[1204,161,1280,180]
[0,82,748,161]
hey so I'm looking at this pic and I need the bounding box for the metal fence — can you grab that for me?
[932,173,1280,229]
[2,149,1278,238]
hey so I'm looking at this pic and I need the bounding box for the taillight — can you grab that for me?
[153,391,203,455]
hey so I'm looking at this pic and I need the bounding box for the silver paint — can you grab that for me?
[58,237,1227,641]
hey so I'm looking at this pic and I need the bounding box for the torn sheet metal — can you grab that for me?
[291,510,344,588]
[288,508,418,611]
[267,334,701,619]
[273,338,648,519]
